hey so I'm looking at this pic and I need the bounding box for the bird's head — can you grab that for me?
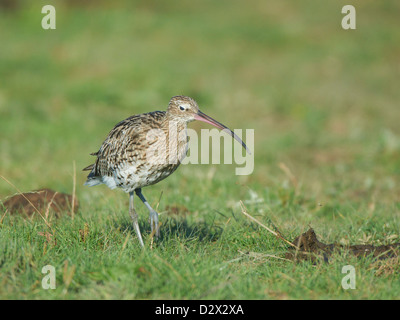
[167,95,251,155]
[167,95,199,122]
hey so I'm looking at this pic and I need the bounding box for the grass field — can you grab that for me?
[1,0,399,299]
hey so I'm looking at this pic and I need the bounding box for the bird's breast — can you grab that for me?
[113,122,188,191]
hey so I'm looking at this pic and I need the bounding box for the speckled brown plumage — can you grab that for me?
[83,95,249,247]
[83,109,188,192]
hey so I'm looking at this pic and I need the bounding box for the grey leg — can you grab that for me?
[135,189,160,238]
[129,191,144,248]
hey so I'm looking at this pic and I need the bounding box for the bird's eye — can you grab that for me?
[179,106,185,111]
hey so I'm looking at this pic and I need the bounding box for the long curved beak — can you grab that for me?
[194,110,251,155]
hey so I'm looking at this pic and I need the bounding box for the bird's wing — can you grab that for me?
[87,111,166,178]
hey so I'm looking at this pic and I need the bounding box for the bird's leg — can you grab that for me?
[129,191,144,248]
[135,189,160,238]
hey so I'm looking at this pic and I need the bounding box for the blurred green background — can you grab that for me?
[1,0,399,201]
[1,0,399,225]
[0,0,399,299]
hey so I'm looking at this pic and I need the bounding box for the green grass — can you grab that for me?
[1,0,399,299]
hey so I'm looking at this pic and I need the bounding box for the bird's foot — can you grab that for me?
[149,210,160,238]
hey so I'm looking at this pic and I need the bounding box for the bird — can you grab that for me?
[83,95,250,247]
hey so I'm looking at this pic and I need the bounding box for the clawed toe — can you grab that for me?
[149,211,160,238]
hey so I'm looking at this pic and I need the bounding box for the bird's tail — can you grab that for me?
[82,164,102,187]
[84,177,103,187]
[83,164,94,171]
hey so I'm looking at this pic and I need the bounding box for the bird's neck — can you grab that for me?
[162,114,188,164]
[162,113,188,132]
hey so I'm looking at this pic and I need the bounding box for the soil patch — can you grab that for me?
[285,228,399,262]
[2,188,78,218]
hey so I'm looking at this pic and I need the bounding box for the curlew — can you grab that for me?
[83,95,250,247]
